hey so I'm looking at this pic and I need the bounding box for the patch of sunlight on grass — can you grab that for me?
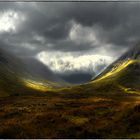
[22,79,49,92]
[118,85,140,95]
[94,59,139,82]
[66,115,89,125]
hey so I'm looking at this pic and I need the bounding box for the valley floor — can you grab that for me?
[0,90,140,138]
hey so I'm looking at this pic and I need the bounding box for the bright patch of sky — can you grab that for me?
[0,10,25,33]
[36,51,113,75]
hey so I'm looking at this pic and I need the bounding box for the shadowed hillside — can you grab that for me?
[0,48,65,96]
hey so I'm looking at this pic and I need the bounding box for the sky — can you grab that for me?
[0,2,140,83]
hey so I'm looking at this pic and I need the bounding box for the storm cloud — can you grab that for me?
[0,2,140,82]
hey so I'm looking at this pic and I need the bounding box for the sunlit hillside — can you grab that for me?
[90,59,140,93]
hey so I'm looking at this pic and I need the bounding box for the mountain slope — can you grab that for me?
[0,48,64,96]
[22,57,66,86]
[94,43,140,80]
[0,48,28,96]
[88,43,140,95]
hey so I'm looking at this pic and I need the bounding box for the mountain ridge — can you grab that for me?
[93,42,140,81]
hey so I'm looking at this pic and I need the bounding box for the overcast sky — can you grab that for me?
[0,2,140,78]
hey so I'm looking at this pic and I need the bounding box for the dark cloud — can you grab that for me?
[1,2,140,79]
[42,21,72,40]
[48,40,95,52]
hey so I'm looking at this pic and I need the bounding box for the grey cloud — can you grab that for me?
[42,21,72,40]
[48,40,95,52]
[22,3,140,46]
[1,2,140,57]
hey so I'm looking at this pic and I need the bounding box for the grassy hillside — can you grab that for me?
[86,59,140,95]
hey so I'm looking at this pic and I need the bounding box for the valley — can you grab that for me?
[0,44,140,138]
[1,1,140,139]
